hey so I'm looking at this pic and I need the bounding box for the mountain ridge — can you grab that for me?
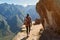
[0,3,40,40]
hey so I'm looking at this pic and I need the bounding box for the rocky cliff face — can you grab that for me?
[36,0,60,34]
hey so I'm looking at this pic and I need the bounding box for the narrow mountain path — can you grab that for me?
[13,21,43,40]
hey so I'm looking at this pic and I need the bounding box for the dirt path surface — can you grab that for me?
[13,21,43,40]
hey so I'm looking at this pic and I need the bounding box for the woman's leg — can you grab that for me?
[26,26,28,36]
[29,25,31,34]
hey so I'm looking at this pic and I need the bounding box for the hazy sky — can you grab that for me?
[0,0,39,6]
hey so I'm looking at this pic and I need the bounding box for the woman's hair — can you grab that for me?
[27,14,29,17]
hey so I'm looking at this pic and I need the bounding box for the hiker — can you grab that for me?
[24,14,32,37]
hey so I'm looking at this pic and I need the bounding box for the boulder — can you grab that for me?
[36,0,60,34]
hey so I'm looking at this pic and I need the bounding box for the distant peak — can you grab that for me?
[1,3,8,5]
[22,4,28,7]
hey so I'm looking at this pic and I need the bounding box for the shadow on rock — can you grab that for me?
[21,36,29,40]
[39,28,60,40]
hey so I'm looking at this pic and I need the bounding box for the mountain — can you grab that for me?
[0,3,24,40]
[0,14,11,35]
[0,3,40,40]
[25,5,40,21]
[0,14,15,40]
[9,15,23,33]
[0,3,24,19]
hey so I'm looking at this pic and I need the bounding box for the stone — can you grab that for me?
[36,0,60,34]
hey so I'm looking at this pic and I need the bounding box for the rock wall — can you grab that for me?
[36,0,60,34]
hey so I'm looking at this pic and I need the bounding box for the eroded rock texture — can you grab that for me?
[36,0,60,40]
[36,0,60,34]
